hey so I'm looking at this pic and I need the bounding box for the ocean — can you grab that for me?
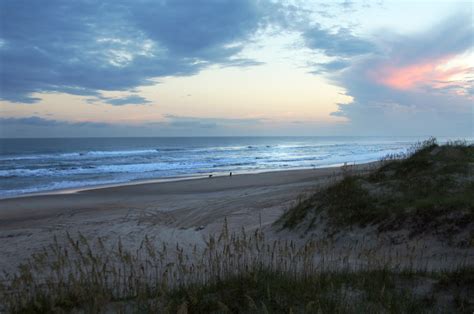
[0,136,467,198]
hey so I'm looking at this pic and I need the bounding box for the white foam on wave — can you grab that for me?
[85,149,158,156]
[0,149,160,161]
[0,179,124,197]
[0,159,213,178]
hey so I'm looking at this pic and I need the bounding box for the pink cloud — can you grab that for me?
[368,54,471,93]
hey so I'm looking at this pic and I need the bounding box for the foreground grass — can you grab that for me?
[1,224,472,313]
[164,267,473,313]
[278,138,474,243]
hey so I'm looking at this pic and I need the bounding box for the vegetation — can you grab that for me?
[278,138,474,243]
[165,267,473,313]
[1,224,472,313]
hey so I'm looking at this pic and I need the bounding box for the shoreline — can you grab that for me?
[0,161,373,201]
[0,163,381,227]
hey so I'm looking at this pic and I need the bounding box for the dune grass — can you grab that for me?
[278,138,474,242]
[165,268,472,313]
[1,222,472,313]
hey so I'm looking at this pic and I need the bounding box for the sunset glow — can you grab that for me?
[372,54,472,93]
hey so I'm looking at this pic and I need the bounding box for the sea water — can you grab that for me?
[0,136,468,197]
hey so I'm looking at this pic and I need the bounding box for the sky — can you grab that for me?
[0,0,472,137]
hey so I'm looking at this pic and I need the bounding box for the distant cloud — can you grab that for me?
[163,115,218,129]
[0,0,294,103]
[0,114,266,137]
[104,95,151,106]
[160,115,263,129]
[0,116,144,137]
[0,116,108,128]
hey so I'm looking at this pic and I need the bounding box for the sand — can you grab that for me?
[1,162,471,274]
[0,166,358,273]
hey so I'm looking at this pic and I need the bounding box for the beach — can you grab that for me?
[0,166,359,273]
[1,159,471,275]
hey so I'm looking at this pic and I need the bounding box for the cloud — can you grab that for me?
[339,0,355,9]
[0,116,142,137]
[164,116,218,129]
[303,24,375,57]
[309,59,351,74]
[160,114,263,129]
[104,95,151,106]
[0,0,292,103]
[0,116,109,128]
[307,13,473,135]
[0,114,266,137]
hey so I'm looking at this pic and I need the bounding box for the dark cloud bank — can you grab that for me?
[0,0,295,104]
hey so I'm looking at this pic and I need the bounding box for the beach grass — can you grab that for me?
[278,138,474,243]
[1,221,472,313]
